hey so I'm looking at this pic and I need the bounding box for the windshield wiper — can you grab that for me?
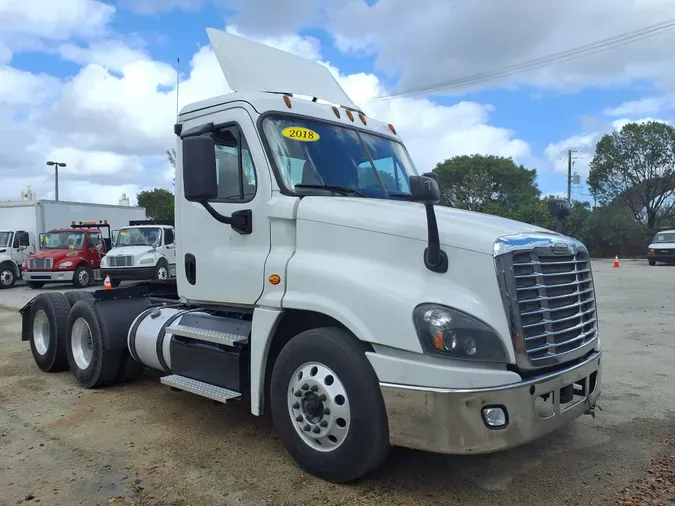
[294,184,365,197]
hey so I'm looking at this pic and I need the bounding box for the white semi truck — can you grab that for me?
[19,28,602,483]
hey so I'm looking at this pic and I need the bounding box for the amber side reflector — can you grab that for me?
[283,95,292,108]
[358,112,367,125]
[388,123,397,135]
[332,106,340,118]
[269,274,281,285]
[346,110,354,122]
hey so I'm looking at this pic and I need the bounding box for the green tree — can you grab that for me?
[137,188,174,221]
[433,154,542,220]
[587,121,675,232]
[167,148,176,186]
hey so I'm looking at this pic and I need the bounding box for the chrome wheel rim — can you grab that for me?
[287,362,351,453]
[157,267,168,280]
[78,269,89,286]
[71,317,93,370]
[0,269,13,286]
[33,310,49,355]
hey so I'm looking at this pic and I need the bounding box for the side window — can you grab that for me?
[12,233,19,248]
[164,228,174,245]
[88,232,101,248]
[18,231,30,247]
[212,126,257,202]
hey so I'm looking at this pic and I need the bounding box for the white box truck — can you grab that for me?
[19,29,602,483]
[0,200,147,288]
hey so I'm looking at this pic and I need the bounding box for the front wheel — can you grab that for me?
[72,265,92,288]
[0,265,16,289]
[154,259,169,281]
[649,259,656,266]
[270,327,390,483]
[27,281,45,289]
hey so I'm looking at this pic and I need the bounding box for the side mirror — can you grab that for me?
[547,198,570,218]
[547,198,570,234]
[409,175,447,273]
[409,175,441,205]
[182,136,217,202]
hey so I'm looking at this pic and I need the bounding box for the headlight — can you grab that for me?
[58,261,73,269]
[140,258,154,265]
[412,304,509,362]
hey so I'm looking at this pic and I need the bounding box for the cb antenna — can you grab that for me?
[176,57,180,118]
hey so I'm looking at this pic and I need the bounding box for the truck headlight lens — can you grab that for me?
[140,258,154,265]
[412,304,509,362]
[58,261,73,269]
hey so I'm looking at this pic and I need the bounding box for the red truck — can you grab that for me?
[21,221,112,289]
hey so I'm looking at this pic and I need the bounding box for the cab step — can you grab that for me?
[160,374,241,403]
[165,324,248,346]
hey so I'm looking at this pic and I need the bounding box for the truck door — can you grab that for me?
[12,231,31,265]
[87,232,104,268]
[163,227,177,276]
[178,107,272,306]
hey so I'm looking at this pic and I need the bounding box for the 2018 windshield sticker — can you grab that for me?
[281,126,320,142]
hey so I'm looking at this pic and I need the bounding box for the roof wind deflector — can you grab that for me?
[206,28,361,111]
[180,122,214,139]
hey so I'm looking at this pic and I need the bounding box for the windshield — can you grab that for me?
[114,227,162,247]
[653,232,675,243]
[0,232,11,248]
[43,231,85,250]
[261,115,418,198]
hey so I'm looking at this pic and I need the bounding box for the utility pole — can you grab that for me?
[46,161,67,201]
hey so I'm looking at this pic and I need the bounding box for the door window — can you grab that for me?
[88,232,102,248]
[210,126,257,202]
[164,228,175,245]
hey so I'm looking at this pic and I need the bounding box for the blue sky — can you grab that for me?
[1,0,673,204]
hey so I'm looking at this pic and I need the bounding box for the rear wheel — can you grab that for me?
[66,300,123,388]
[64,290,94,306]
[27,293,70,372]
[0,264,16,289]
[27,281,45,289]
[270,327,390,483]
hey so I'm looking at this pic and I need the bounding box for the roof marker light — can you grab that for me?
[346,110,354,122]
[332,106,340,118]
[283,95,292,108]
[358,112,367,125]
[388,123,397,135]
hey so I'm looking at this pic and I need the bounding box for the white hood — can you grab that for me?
[106,245,154,256]
[649,242,675,249]
[296,197,556,255]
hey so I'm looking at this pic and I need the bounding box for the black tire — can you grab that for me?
[27,281,45,289]
[115,352,145,383]
[65,300,123,388]
[72,265,92,288]
[27,293,70,372]
[270,327,390,483]
[64,290,94,306]
[110,278,122,288]
[154,259,169,281]
[649,260,656,266]
[0,263,16,289]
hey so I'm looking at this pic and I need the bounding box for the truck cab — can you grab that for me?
[0,230,33,289]
[647,229,675,265]
[102,220,177,286]
[19,28,602,484]
[22,221,110,289]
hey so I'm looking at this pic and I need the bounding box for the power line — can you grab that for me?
[365,19,675,102]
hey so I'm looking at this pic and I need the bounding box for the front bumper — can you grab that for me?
[22,270,74,282]
[380,351,601,454]
[103,267,155,280]
[648,253,675,263]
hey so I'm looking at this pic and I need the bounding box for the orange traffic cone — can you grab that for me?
[104,274,112,290]
[612,255,620,268]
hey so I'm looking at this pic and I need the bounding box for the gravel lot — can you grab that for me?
[1,261,674,506]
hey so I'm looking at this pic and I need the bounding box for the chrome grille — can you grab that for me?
[27,258,53,270]
[495,234,598,370]
[107,255,134,267]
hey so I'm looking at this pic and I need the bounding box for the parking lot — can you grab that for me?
[1,260,674,506]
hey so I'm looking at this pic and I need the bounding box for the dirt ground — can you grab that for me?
[1,260,674,506]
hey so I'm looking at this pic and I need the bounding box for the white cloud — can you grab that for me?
[0,19,532,203]
[604,96,675,117]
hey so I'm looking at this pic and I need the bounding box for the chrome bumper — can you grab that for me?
[380,351,601,454]
[22,270,75,282]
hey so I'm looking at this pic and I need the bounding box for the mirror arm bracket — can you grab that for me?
[423,204,449,273]
[199,202,252,235]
